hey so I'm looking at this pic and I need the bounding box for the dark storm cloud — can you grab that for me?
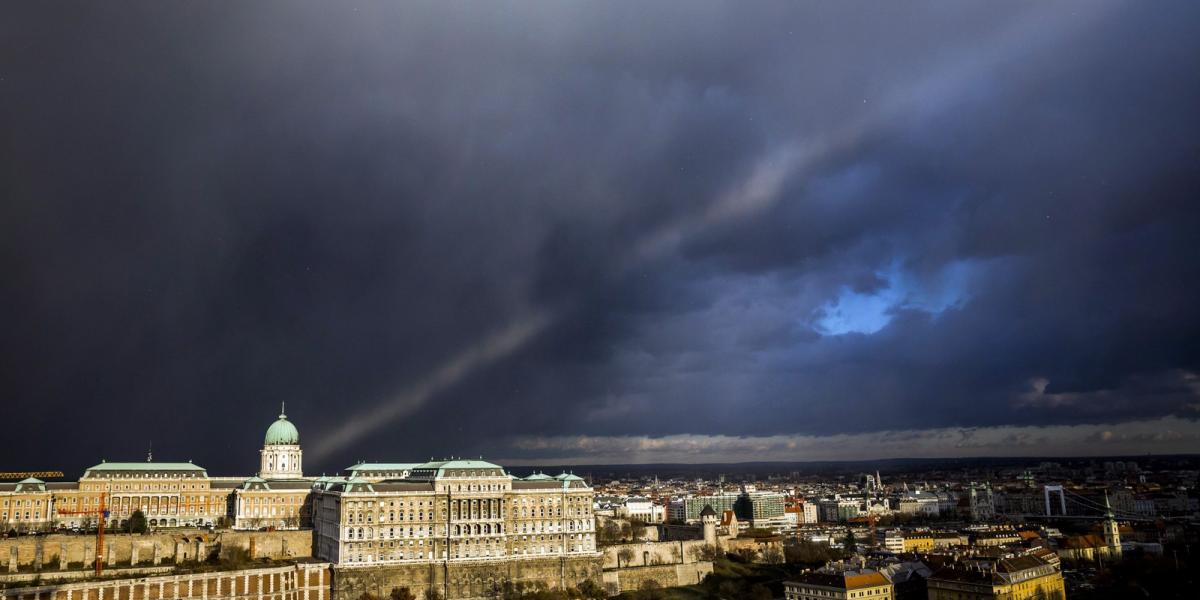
[2,1,1199,473]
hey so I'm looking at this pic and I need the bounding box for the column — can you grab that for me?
[34,541,43,571]
[59,543,68,570]
[131,544,140,566]
[8,546,17,573]
[153,542,162,566]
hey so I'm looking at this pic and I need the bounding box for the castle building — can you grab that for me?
[311,460,596,565]
[310,460,600,600]
[230,407,314,530]
[259,405,303,479]
[1,409,316,532]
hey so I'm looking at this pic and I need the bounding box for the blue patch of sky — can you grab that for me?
[814,259,974,336]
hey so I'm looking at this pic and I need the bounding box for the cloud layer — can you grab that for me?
[2,1,1199,473]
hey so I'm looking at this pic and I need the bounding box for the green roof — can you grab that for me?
[555,473,585,482]
[14,478,46,493]
[408,459,506,479]
[241,477,270,490]
[416,459,503,470]
[524,472,555,481]
[345,462,421,472]
[85,462,206,472]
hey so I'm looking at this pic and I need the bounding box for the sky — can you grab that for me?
[3,1,1200,476]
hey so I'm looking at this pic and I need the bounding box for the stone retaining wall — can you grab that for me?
[331,555,602,600]
[0,563,331,600]
[1,532,312,574]
[599,563,712,594]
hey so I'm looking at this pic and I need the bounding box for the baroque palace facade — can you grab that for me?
[1,409,596,546]
[0,410,602,599]
[0,406,312,532]
[311,460,600,600]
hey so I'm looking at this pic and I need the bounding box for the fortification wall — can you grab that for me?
[600,541,708,570]
[0,562,331,600]
[331,555,602,600]
[599,563,712,594]
[1,531,312,574]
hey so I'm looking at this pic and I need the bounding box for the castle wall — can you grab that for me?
[0,531,313,574]
[600,541,708,570]
[1,562,330,600]
[599,563,713,594]
[330,555,602,600]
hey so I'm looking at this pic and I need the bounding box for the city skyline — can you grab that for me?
[4,1,1200,474]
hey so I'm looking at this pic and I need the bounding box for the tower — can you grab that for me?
[700,505,718,547]
[1102,492,1122,559]
[259,403,302,479]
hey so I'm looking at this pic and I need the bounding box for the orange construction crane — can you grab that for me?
[0,471,65,480]
[55,493,108,576]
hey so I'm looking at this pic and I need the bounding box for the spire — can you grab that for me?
[147,440,153,463]
[280,401,286,418]
[1104,491,1115,519]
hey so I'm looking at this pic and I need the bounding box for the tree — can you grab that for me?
[128,510,148,534]
[629,518,648,541]
[390,588,416,600]
[785,541,841,565]
[692,544,720,562]
[748,584,772,600]
[618,547,635,568]
[843,531,857,553]
[575,580,605,600]
[597,520,622,546]
[762,546,784,565]
[637,580,662,600]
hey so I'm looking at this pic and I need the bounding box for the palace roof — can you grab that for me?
[83,461,207,476]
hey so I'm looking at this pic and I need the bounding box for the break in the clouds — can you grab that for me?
[2,1,1199,474]
[502,417,1200,465]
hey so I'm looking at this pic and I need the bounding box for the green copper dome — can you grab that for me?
[264,405,299,445]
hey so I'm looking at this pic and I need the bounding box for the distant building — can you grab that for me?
[615,497,663,523]
[897,490,939,517]
[818,498,861,522]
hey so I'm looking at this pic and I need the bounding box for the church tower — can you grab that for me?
[259,403,303,479]
[1102,492,1122,559]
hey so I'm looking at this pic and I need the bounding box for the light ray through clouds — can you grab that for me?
[311,1,1123,462]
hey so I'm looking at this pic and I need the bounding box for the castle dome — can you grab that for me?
[264,405,299,445]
